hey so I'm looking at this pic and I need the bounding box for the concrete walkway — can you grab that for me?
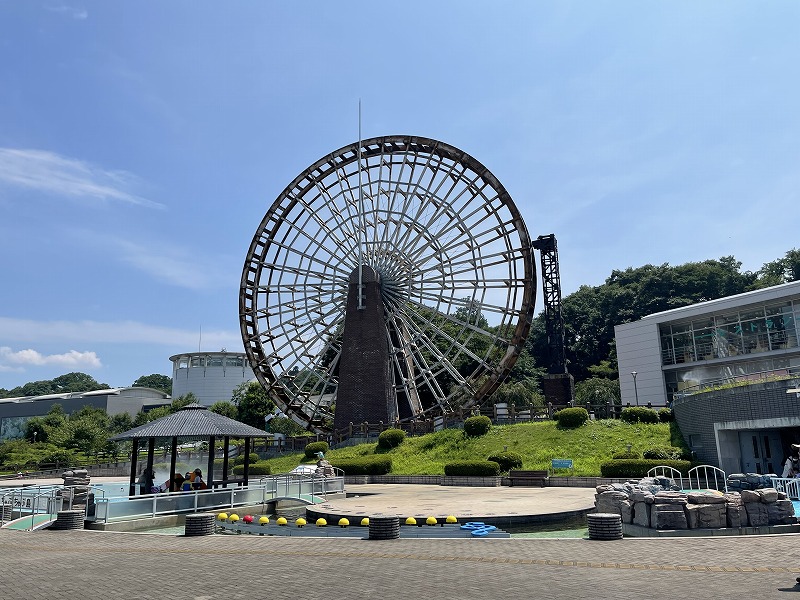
[310,483,596,526]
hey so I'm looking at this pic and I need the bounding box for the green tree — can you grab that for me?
[231,381,274,429]
[132,374,173,395]
[492,378,544,408]
[170,393,197,411]
[209,401,238,419]
[574,377,621,409]
[753,248,800,288]
[109,413,133,434]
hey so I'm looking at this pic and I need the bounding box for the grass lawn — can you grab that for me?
[262,419,682,477]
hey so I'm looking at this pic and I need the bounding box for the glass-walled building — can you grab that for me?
[615,280,800,407]
[615,281,800,473]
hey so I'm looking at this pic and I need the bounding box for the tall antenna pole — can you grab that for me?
[357,99,365,310]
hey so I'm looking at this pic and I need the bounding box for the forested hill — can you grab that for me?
[526,249,800,382]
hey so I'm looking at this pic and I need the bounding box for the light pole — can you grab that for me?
[32,430,37,443]
[631,371,639,406]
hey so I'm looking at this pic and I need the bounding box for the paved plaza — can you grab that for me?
[3,481,800,599]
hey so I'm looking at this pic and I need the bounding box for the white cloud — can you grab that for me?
[0,148,164,209]
[0,318,242,350]
[44,4,88,20]
[0,347,101,368]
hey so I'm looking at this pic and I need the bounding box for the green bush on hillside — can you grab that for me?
[486,451,523,472]
[599,459,691,478]
[330,456,391,475]
[377,428,406,449]
[642,447,689,460]
[234,452,260,466]
[232,461,271,476]
[444,460,500,476]
[304,441,330,459]
[463,415,491,437]
[611,450,640,460]
[554,407,589,428]
[658,407,673,422]
[620,407,659,424]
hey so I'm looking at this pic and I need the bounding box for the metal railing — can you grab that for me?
[770,477,800,500]
[90,471,345,524]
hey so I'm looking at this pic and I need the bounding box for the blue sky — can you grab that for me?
[1,2,799,391]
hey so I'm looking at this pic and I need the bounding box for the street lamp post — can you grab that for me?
[32,430,37,443]
[631,371,639,406]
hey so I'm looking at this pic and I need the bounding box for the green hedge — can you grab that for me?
[444,460,500,476]
[620,407,659,424]
[599,459,691,478]
[642,447,690,460]
[304,441,330,459]
[658,407,674,422]
[486,451,523,472]
[611,450,641,460]
[330,456,392,475]
[463,415,492,437]
[234,452,261,466]
[377,428,406,449]
[232,461,271,476]
[554,407,589,428]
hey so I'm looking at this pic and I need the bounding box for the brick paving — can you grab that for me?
[3,480,800,598]
[2,528,800,599]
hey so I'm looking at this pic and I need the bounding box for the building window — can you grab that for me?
[190,356,205,368]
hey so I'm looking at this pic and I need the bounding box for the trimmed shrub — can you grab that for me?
[658,407,674,423]
[232,461,272,476]
[330,456,392,475]
[486,451,523,472]
[463,415,492,437]
[599,459,691,478]
[643,447,690,460]
[444,460,501,477]
[377,428,406,449]
[554,407,589,428]
[234,452,261,466]
[304,441,330,460]
[611,450,641,460]
[620,407,659,424]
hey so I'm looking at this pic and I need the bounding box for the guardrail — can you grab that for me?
[90,471,345,524]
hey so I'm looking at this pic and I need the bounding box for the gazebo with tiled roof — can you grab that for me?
[110,403,269,496]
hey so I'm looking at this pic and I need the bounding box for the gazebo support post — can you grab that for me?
[129,438,139,497]
[243,437,251,487]
[222,436,230,488]
[206,436,216,489]
[145,438,156,493]
[169,437,178,492]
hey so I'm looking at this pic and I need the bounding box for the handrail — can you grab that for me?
[687,465,728,493]
[646,465,684,489]
[770,477,800,500]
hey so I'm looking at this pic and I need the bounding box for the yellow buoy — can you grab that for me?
[316,518,327,527]
[217,513,229,521]
[405,517,417,526]
[426,516,437,526]
[259,516,270,525]
[338,518,350,528]
[360,517,369,527]
[276,516,288,526]
[446,515,458,524]
[296,517,307,527]
[228,514,239,522]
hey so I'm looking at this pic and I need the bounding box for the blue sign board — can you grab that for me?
[551,459,573,470]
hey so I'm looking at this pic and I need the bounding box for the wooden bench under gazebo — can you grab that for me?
[110,403,271,496]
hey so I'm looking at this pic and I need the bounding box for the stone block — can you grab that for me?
[630,490,654,503]
[687,492,725,504]
[652,504,688,529]
[740,489,760,503]
[756,488,779,503]
[632,501,651,527]
[745,502,769,527]
[727,504,746,528]
[685,503,726,529]
[767,500,796,525]
[653,492,687,505]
